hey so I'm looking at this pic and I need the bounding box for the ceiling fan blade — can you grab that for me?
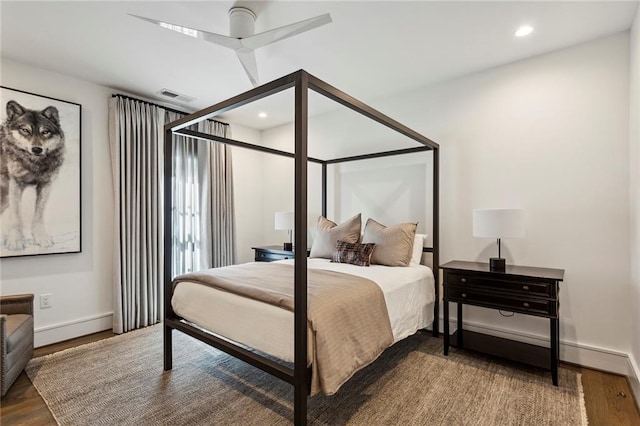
[235,49,260,87]
[128,14,241,50]
[241,13,332,50]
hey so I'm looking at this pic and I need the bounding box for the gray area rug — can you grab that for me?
[27,325,587,425]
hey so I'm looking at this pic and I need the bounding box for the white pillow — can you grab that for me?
[409,234,428,266]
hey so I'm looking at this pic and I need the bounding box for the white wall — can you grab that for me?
[629,6,640,397]
[395,33,632,370]
[260,114,435,252]
[399,33,631,364]
[257,124,324,248]
[229,125,265,263]
[0,59,267,345]
[260,33,632,372]
[0,58,115,346]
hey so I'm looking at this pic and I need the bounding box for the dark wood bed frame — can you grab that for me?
[163,69,439,425]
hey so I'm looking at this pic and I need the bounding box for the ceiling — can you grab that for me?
[1,1,637,130]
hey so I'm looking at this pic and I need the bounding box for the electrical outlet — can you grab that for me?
[40,294,52,309]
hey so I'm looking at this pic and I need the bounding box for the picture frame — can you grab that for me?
[0,86,81,258]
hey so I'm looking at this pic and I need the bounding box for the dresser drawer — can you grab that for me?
[255,251,293,262]
[446,272,554,298]
[447,285,556,317]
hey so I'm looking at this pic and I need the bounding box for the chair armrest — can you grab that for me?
[1,314,6,352]
[0,294,34,315]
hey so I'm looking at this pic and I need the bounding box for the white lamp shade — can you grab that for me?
[473,209,525,239]
[274,211,294,230]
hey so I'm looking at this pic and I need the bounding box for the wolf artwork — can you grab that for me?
[0,100,65,250]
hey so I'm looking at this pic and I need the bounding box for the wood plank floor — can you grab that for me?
[1,331,638,425]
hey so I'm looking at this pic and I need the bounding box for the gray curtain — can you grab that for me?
[166,112,235,275]
[109,97,234,334]
[108,97,164,334]
[197,122,235,268]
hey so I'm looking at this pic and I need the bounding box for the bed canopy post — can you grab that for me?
[293,71,310,426]
[432,147,440,337]
[321,163,327,218]
[163,126,174,370]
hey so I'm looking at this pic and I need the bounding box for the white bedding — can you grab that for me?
[171,258,435,362]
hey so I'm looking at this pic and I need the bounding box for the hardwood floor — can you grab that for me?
[1,331,639,425]
[579,367,640,425]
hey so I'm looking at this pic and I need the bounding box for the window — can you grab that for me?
[172,139,201,275]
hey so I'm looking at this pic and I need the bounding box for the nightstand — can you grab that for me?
[252,245,310,262]
[441,260,564,385]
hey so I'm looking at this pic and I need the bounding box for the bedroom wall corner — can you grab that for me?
[628,4,640,403]
[228,124,265,264]
[0,58,114,347]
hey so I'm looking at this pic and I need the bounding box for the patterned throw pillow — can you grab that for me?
[331,240,376,267]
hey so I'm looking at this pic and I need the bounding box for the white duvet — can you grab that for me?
[171,258,435,362]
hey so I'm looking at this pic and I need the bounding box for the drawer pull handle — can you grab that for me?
[523,302,530,308]
[461,278,467,283]
[522,285,530,291]
[461,293,467,298]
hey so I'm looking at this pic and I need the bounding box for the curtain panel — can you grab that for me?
[109,97,234,334]
[197,123,235,269]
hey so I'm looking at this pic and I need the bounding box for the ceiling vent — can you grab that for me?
[157,88,196,103]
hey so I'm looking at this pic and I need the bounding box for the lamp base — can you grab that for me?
[489,257,506,272]
[283,242,293,251]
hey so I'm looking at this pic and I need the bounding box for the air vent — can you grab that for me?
[156,88,196,103]
[160,90,179,98]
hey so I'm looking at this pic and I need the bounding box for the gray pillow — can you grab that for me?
[310,214,361,259]
[362,218,417,267]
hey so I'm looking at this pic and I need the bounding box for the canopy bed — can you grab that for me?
[163,69,439,425]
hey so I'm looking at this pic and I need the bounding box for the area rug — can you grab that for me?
[26,325,587,425]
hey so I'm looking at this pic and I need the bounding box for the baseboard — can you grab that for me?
[437,317,630,375]
[34,312,113,348]
[628,353,640,409]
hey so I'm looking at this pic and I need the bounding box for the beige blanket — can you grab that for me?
[173,262,394,395]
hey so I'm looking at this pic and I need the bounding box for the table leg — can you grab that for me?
[551,318,559,386]
[457,302,463,347]
[444,298,450,355]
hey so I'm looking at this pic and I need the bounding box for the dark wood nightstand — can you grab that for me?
[441,260,564,385]
[252,245,310,262]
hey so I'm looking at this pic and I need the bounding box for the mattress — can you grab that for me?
[171,258,435,363]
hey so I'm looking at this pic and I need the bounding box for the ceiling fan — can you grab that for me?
[130,7,332,87]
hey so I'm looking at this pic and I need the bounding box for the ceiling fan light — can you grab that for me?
[258,112,267,118]
[515,25,534,37]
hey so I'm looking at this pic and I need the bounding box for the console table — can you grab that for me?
[252,245,310,262]
[441,260,564,385]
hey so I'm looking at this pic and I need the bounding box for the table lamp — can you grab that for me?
[473,208,525,271]
[274,211,294,251]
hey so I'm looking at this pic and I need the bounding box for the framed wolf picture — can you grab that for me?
[0,87,81,258]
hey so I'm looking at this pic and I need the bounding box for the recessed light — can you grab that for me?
[515,25,534,37]
[258,112,268,118]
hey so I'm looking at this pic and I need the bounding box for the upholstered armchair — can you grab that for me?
[0,294,34,397]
